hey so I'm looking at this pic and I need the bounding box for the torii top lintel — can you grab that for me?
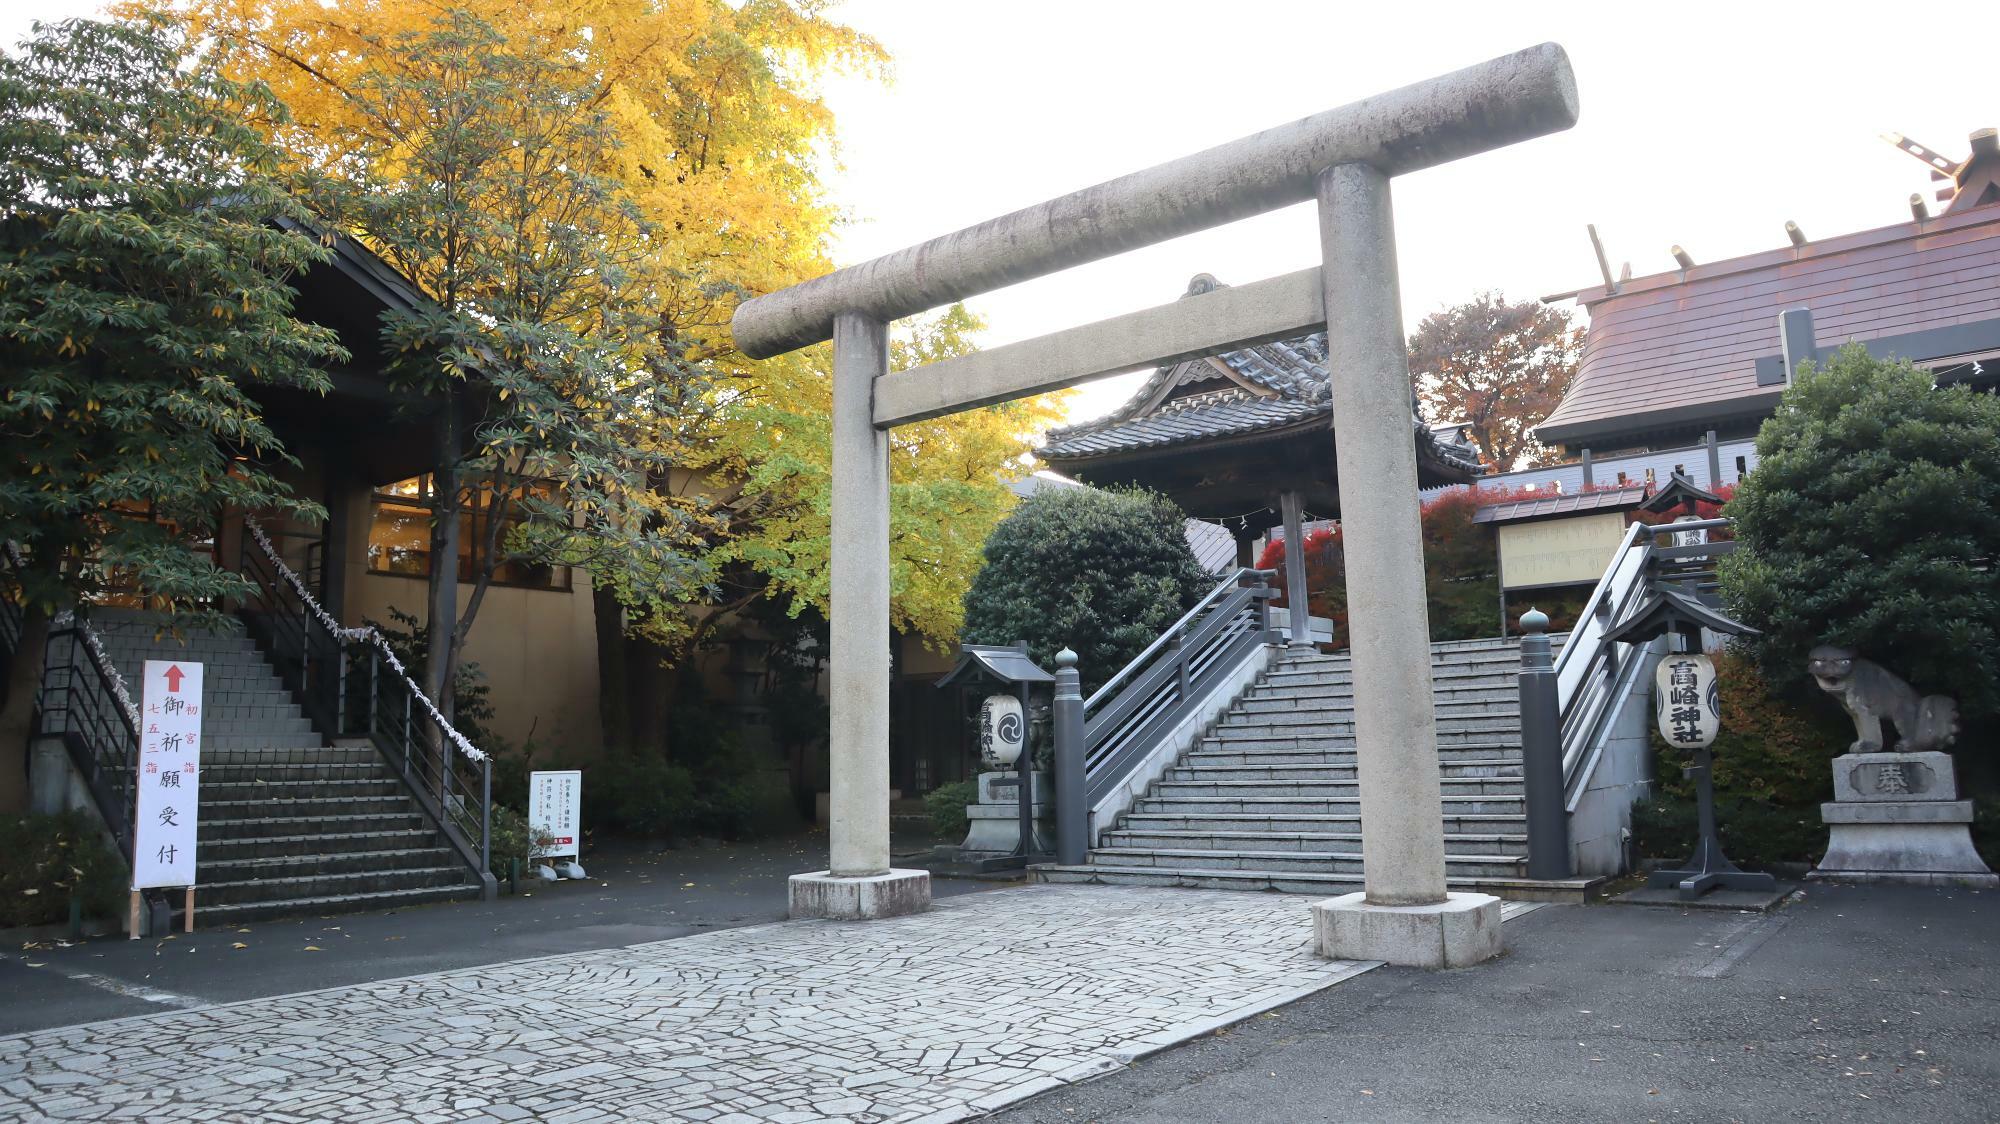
[730,42,1578,361]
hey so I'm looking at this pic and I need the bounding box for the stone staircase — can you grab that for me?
[94,612,482,925]
[1035,635,1574,897]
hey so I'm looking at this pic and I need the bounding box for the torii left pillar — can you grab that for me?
[785,313,932,919]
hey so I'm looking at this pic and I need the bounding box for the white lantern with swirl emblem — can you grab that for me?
[979,693,1025,769]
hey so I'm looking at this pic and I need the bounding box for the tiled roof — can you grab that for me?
[1040,283,1476,472]
[1536,201,2000,446]
[1471,484,1648,525]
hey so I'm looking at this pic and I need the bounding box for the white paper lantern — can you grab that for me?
[979,694,1025,769]
[1654,653,1720,749]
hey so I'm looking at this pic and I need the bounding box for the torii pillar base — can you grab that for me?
[1313,892,1503,969]
[789,869,931,921]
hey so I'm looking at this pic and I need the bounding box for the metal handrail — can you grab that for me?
[1077,570,1279,809]
[1086,568,1276,709]
[236,522,495,897]
[1555,516,1737,808]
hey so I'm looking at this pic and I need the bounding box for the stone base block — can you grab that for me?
[961,804,1055,853]
[1312,891,1503,969]
[788,869,931,921]
[1811,820,1997,886]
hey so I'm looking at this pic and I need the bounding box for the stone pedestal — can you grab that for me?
[1810,752,1997,888]
[959,770,1054,856]
[788,869,932,920]
[1312,892,1503,969]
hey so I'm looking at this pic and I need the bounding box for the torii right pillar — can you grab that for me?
[1310,164,1504,969]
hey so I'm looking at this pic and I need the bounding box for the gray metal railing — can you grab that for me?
[1048,570,1279,862]
[237,526,496,899]
[1545,516,1738,810]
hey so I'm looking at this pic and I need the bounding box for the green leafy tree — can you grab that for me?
[1721,344,2000,716]
[0,16,342,810]
[318,11,708,718]
[962,486,1211,693]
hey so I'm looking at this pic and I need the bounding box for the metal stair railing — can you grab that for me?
[1073,568,1280,814]
[36,616,143,860]
[1551,516,1738,809]
[6,542,208,930]
[237,520,497,899]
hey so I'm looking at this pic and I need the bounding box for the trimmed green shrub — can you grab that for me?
[1720,344,2000,717]
[0,810,124,928]
[487,805,553,878]
[1651,650,1849,808]
[925,779,976,840]
[1630,795,1826,868]
[962,486,1211,693]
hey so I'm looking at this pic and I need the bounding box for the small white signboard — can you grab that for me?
[1654,653,1720,749]
[133,660,202,889]
[529,770,582,859]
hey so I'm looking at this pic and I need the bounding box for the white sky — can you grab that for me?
[7,0,1997,424]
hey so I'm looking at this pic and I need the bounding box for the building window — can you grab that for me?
[366,475,570,591]
[1735,455,1748,481]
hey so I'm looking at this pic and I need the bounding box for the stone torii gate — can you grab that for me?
[734,43,1578,966]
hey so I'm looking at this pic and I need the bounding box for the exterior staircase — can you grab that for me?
[1036,635,1579,898]
[94,611,482,925]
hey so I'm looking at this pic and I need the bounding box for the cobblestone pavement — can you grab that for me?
[0,886,1538,1123]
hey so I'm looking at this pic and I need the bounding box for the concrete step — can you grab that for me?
[1083,846,1527,878]
[1132,793,1525,816]
[199,827,446,862]
[202,794,419,821]
[199,810,435,841]
[200,760,395,784]
[1208,716,1520,744]
[1150,777,1523,801]
[1216,708,1521,732]
[195,882,481,927]
[201,746,382,767]
[187,718,318,738]
[202,777,407,802]
[1245,682,1520,705]
[197,864,472,908]
[1229,697,1523,719]
[1176,748,1520,776]
[1028,863,1597,903]
[1187,741,1521,765]
[1100,828,1528,856]
[1120,811,1526,835]
[1171,757,1523,780]
[198,845,460,884]
[1165,762,1523,784]
[197,735,344,752]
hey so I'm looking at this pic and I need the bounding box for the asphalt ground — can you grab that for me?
[0,829,991,1037]
[992,882,2000,1123]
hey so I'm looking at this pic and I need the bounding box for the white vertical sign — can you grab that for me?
[133,660,203,889]
[529,770,581,859]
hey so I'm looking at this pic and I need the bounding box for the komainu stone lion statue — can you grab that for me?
[1807,646,1960,754]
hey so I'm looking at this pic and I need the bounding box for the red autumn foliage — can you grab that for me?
[1257,480,1731,647]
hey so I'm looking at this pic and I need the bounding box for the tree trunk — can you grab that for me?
[425,395,461,723]
[0,605,50,814]
[592,581,630,752]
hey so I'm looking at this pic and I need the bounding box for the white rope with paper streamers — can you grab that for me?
[243,518,489,763]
